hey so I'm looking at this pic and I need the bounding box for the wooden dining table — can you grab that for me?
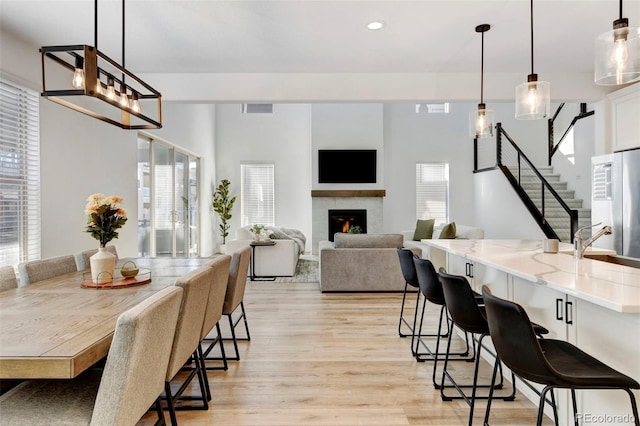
[0,257,216,380]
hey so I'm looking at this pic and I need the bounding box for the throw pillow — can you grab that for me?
[439,222,457,239]
[413,219,435,241]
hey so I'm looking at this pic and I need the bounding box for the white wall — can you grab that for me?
[474,170,547,240]
[311,104,384,190]
[383,103,477,233]
[214,104,313,252]
[1,29,218,260]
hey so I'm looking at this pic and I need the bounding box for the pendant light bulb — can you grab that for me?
[595,1,640,86]
[72,56,85,89]
[131,92,141,113]
[106,77,116,100]
[469,24,493,139]
[119,83,129,108]
[515,0,550,120]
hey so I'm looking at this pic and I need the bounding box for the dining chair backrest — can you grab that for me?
[75,246,119,271]
[18,254,77,287]
[481,286,558,383]
[397,248,419,288]
[0,266,18,291]
[166,266,214,381]
[437,270,487,334]
[223,247,251,316]
[91,286,183,425]
[413,257,445,305]
[201,254,232,340]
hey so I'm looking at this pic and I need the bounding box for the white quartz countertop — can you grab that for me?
[422,239,640,313]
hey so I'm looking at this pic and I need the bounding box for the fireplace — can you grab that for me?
[328,209,367,241]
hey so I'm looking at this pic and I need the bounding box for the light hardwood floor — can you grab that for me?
[143,281,553,425]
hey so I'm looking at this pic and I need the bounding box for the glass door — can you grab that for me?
[137,135,200,257]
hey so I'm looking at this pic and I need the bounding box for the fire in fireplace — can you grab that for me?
[328,209,367,241]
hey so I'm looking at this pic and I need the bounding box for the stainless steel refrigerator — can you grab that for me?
[613,148,640,258]
[592,148,640,259]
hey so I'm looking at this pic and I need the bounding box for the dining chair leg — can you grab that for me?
[153,396,167,426]
[164,382,178,426]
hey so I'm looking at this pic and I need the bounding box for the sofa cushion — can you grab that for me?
[439,222,457,239]
[333,233,403,249]
[412,219,435,241]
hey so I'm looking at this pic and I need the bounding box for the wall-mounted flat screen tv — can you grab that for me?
[318,149,377,183]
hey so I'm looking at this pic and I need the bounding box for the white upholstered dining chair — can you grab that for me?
[17,254,77,287]
[163,265,215,424]
[0,285,184,425]
[0,265,18,291]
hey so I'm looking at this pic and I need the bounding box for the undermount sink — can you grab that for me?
[581,253,640,269]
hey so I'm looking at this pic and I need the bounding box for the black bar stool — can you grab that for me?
[438,270,516,426]
[482,286,640,426]
[396,248,422,339]
[413,257,476,388]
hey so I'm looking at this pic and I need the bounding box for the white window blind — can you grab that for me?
[415,163,449,225]
[0,78,41,267]
[240,163,274,227]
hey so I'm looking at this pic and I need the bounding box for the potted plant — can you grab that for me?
[249,224,265,242]
[212,179,236,252]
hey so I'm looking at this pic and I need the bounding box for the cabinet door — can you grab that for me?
[446,253,468,277]
[512,277,572,426]
[574,300,640,425]
[473,262,509,297]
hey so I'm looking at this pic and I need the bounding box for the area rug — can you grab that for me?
[275,255,318,283]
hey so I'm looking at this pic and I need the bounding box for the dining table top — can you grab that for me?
[0,257,216,380]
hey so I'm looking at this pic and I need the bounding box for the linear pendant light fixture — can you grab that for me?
[470,24,494,139]
[594,0,640,85]
[40,0,162,129]
[515,0,550,120]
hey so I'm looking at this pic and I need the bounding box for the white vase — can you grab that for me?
[219,244,226,254]
[90,247,116,284]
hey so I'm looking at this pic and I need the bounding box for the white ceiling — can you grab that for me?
[1,0,639,101]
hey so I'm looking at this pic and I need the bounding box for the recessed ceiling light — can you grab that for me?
[367,21,385,30]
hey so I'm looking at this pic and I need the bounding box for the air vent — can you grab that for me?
[593,162,612,200]
[241,104,273,114]
[415,103,450,114]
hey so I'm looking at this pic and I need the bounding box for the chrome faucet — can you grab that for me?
[574,222,612,259]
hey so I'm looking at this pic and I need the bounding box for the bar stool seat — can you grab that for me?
[482,286,640,426]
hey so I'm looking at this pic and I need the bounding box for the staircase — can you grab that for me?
[510,166,591,241]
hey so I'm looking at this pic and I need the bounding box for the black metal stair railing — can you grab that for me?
[496,123,579,242]
[548,102,594,165]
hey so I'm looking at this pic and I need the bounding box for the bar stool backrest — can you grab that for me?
[397,248,419,288]
[438,271,487,334]
[481,286,559,383]
[413,257,445,305]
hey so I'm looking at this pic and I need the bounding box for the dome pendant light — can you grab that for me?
[469,24,494,139]
[515,0,550,120]
[594,0,640,85]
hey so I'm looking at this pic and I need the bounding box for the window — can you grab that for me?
[241,163,274,227]
[415,163,449,225]
[0,78,41,267]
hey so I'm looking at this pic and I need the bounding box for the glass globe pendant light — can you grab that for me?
[594,0,640,85]
[469,24,494,139]
[515,0,550,120]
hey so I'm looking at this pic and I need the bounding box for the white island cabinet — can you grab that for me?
[426,239,640,426]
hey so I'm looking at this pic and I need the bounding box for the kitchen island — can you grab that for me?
[422,239,640,426]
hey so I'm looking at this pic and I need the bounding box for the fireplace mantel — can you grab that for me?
[311,190,386,198]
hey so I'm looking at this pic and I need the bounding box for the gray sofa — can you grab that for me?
[318,233,419,292]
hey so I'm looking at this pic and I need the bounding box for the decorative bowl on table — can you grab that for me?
[120,261,139,278]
